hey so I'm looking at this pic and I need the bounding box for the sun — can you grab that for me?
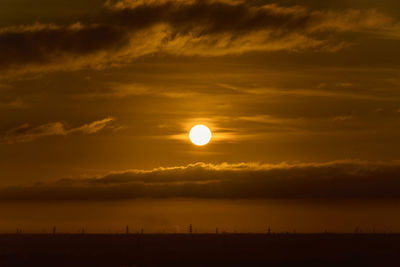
[189,125,212,146]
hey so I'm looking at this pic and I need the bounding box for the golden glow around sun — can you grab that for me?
[189,125,212,146]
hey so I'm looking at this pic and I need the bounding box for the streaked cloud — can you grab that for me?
[1,117,115,144]
[238,115,303,125]
[217,83,399,101]
[332,115,353,122]
[71,117,115,134]
[0,98,29,109]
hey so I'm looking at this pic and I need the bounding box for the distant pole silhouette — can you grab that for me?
[141,228,144,235]
[126,225,129,235]
[189,224,192,234]
[216,227,218,234]
[53,226,56,236]
[267,225,271,235]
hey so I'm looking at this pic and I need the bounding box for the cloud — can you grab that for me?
[332,115,353,122]
[1,117,114,144]
[238,115,303,125]
[0,98,29,109]
[218,83,398,101]
[71,117,115,134]
[0,0,398,75]
[2,160,400,201]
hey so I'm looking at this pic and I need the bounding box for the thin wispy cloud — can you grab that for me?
[1,117,115,144]
[0,98,29,109]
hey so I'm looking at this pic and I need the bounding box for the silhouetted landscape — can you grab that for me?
[0,233,399,266]
[1,0,400,265]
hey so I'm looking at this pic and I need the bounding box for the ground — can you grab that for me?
[0,233,399,266]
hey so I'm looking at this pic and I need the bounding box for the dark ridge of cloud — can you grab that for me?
[0,24,126,63]
[2,161,400,201]
[0,23,129,71]
[0,117,114,144]
[107,1,312,35]
[0,0,397,75]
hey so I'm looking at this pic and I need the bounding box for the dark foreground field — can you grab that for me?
[0,233,399,266]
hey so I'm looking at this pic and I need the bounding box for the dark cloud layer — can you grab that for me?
[0,0,397,74]
[2,161,400,201]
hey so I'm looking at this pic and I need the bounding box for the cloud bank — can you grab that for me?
[1,117,114,144]
[2,161,400,201]
[0,0,397,74]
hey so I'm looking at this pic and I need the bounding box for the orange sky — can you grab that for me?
[0,1,400,227]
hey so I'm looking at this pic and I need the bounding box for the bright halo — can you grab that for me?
[189,125,212,146]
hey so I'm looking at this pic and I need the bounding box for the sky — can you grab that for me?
[0,0,399,232]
